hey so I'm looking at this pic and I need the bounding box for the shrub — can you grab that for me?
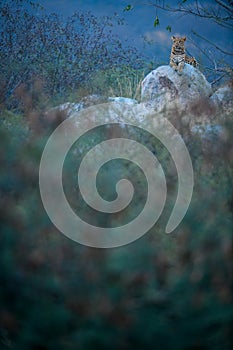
[0,0,143,108]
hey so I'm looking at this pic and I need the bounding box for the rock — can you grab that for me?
[46,95,107,119]
[53,102,83,116]
[108,97,138,105]
[44,66,232,138]
[211,82,233,116]
[46,95,139,123]
[70,101,149,127]
[141,64,212,113]
[78,94,108,109]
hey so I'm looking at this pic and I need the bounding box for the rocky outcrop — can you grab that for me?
[45,95,108,120]
[45,65,232,137]
[141,64,212,113]
[45,95,138,122]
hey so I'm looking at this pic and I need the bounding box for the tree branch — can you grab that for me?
[215,0,233,14]
[136,1,233,22]
[192,30,233,56]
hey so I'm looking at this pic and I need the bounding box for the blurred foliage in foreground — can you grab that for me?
[0,94,232,350]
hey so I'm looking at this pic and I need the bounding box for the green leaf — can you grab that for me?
[123,4,133,12]
[153,16,160,27]
[166,25,172,32]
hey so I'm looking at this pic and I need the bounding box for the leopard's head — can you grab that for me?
[171,36,186,49]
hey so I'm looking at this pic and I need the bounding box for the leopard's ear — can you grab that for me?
[183,36,186,41]
[171,36,176,41]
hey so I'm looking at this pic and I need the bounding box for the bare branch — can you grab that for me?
[192,30,233,56]
[210,73,227,85]
[137,1,233,22]
[136,1,233,54]
[215,0,233,13]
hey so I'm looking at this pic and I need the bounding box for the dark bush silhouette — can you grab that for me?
[0,0,142,108]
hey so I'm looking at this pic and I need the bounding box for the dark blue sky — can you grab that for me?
[34,1,233,65]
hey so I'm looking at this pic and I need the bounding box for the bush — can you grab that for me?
[0,0,143,108]
[0,106,232,349]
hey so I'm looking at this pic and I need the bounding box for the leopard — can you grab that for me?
[170,36,197,74]
[185,55,198,68]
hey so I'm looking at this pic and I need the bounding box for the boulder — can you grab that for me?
[44,66,231,138]
[108,97,138,105]
[45,95,138,122]
[141,64,212,113]
[45,95,108,120]
[211,82,233,116]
